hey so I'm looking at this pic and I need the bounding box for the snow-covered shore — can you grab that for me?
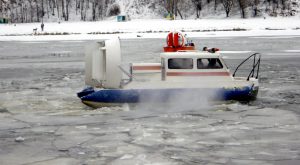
[1,18,300,41]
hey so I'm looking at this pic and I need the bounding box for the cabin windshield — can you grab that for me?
[197,58,223,69]
[168,58,193,69]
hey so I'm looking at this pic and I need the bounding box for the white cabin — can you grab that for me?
[123,51,258,90]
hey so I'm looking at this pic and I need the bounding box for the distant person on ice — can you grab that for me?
[41,23,44,32]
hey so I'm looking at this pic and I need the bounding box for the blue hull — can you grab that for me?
[78,86,258,107]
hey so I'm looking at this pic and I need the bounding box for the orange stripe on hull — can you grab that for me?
[167,72,230,76]
[132,66,161,70]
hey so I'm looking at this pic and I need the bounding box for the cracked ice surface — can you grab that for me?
[0,37,300,165]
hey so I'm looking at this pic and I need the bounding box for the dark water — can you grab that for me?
[0,37,300,165]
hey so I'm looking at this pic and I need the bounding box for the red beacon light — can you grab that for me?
[163,32,196,52]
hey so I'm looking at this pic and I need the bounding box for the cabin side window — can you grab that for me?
[197,58,223,69]
[168,58,193,69]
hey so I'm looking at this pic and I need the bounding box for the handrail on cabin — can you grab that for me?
[232,53,261,81]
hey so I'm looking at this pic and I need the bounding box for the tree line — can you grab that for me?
[167,0,298,18]
[0,0,113,23]
[0,0,299,23]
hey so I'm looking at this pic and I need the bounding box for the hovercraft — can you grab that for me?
[78,32,261,108]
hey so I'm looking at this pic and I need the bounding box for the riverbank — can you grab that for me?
[1,18,300,41]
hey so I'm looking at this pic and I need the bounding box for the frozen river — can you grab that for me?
[0,36,300,165]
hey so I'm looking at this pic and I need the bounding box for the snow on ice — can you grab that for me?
[1,18,300,41]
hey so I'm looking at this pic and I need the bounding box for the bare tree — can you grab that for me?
[9,0,16,23]
[75,0,79,14]
[61,0,66,19]
[108,3,120,16]
[98,0,104,20]
[0,0,4,17]
[41,0,45,21]
[176,0,184,19]
[80,0,86,21]
[33,0,40,22]
[192,0,202,18]
[65,0,71,21]
[18,1,23,22]
[165,0,184,19]
[51,0,55,16]
[215,0,218,11]
[251,0,260,17]
[222,0,234,17]
[45,0,49,18]
[28,0,33,22]
[1,0,299,23]
[1,0,10,18]
[56,0,60,19]
[174,0,177,17]
[237,0,248,18]
[92,0,98,21]
[165,0,175,17]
